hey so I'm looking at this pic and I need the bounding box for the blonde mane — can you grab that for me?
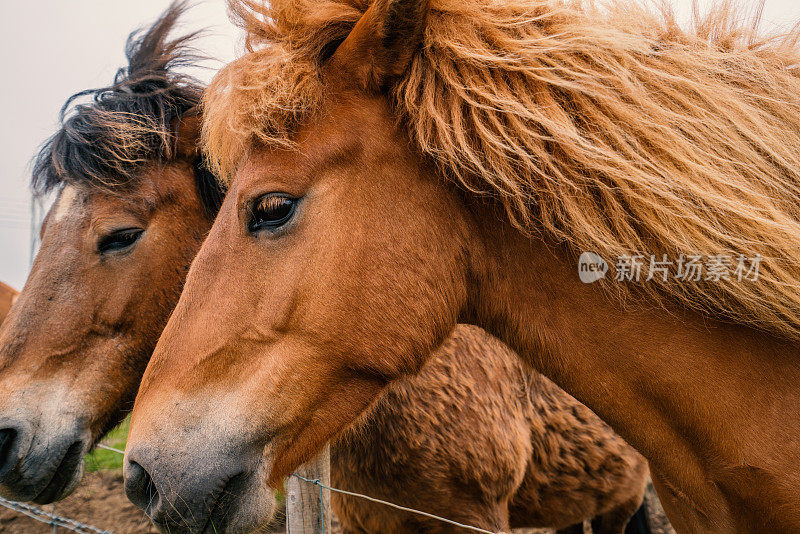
[204,0,800,339]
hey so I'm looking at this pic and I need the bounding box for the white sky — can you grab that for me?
[1,0,799,288]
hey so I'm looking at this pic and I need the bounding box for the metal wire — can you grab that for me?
[291,473,499,534]
[0,496,113,534]
[95,443,125,455]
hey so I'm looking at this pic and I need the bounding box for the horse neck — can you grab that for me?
[463,206,800,531]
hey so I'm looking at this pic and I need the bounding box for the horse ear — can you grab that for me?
[330,0,431,90]
[172,113,202,160]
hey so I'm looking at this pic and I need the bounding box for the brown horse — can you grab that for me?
[0,4,223,504]
[0,5,650,532]
[0,283,17,325]
[125,0,800,532]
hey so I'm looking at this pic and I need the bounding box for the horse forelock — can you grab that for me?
[206,0,800,339]
[31,0,218,211]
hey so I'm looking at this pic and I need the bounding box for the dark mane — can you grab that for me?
[32,0,224,216]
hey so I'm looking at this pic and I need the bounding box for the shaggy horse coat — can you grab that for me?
[336,325,648,533]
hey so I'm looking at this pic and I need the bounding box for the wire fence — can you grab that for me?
[0,443,506,534]
[290,473,499,534]
[0,497,112,534]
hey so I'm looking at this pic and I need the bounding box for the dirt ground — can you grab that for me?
[0,473,673,534]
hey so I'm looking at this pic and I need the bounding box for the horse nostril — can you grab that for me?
[124,459,159,513]
[0,428,18,474]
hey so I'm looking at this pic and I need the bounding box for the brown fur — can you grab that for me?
[128,0,800,531]
[0,282,18,326]
[336,325,647,533]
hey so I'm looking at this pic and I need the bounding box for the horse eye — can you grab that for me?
[97,228,144,254]
[248,194,297,233]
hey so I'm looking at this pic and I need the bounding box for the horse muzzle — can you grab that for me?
[0,415,89,503]
[124,442,276,534]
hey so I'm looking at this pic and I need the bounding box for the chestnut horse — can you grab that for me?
[126,0,800,532]
[0,283,17,325]
[0,4,651,532]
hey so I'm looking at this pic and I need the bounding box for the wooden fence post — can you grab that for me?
[287,444,331,534]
